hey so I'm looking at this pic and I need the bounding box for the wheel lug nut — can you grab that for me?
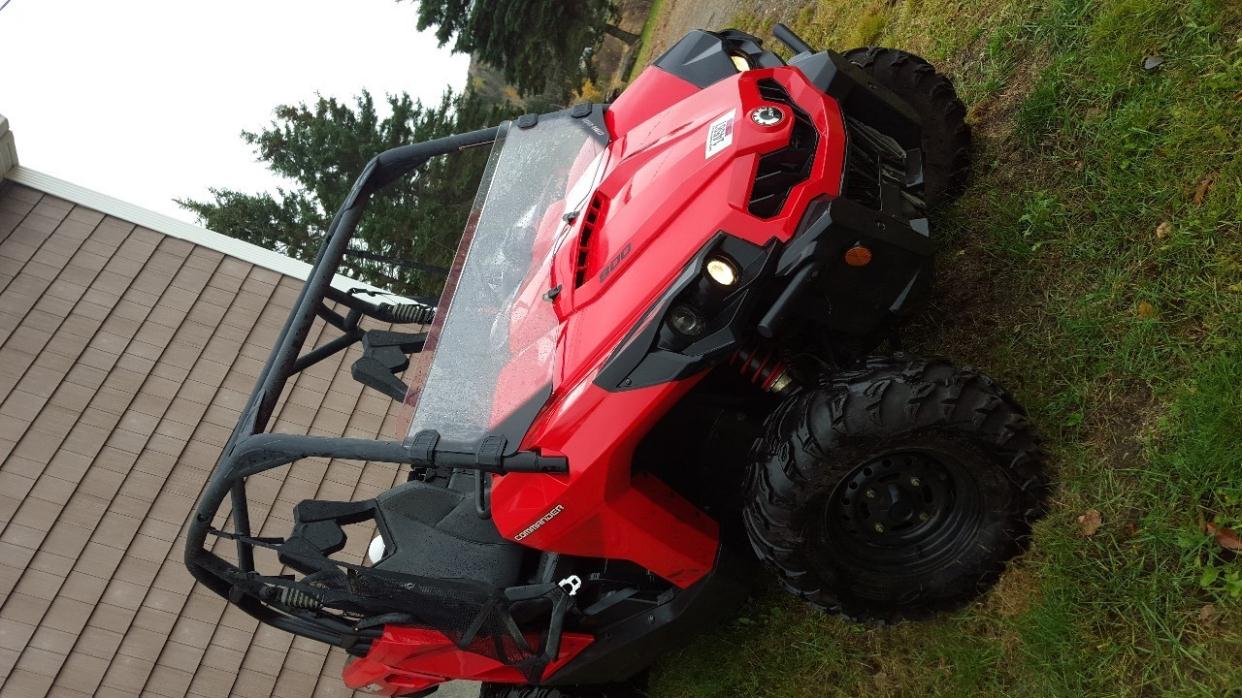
[910,477,921,487]
[865,489,877,499]
[918,512,929,522]
[874,523,885,533]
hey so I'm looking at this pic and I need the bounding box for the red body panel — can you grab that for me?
[490,65,847,586]
[342,627,593,695]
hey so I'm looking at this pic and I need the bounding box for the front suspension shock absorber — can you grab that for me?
[731,344,794,394]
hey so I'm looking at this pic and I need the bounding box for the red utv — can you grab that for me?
[186,25,1047,697]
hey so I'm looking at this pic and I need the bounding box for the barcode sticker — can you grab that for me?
[705,110,735,158]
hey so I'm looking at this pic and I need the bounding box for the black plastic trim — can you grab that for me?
[789,49,923,149]
[544,544,753,685]
[772,195,933,338]
[653,29,784,89]
[593,234,777,391]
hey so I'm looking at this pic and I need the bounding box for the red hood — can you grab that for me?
[525,66,845,418]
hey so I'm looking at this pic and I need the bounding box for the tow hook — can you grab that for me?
[558,575,583,596]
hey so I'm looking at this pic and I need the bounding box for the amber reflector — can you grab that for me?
[844,245,873,266]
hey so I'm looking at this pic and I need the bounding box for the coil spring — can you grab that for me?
[378,302,436,325]
[731,344,793,393]
[278,586,323,610]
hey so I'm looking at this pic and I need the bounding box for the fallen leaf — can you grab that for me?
[1193,172,1216,205]
[1137,301,1157,319]
[1078,509,1102,536]
[1155,221,1172,239]
[1204,521,1242,552]
[1199,603,1220,624]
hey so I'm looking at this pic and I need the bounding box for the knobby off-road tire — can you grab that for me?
[478,677,647,698]
[843,47,971,208]
[744,356,1047,620]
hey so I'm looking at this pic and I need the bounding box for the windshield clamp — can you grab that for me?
[409,430,439,466]
[474,435,507,520]
[476,435,507,469]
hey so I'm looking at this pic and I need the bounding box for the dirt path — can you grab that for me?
[644,0,806,60]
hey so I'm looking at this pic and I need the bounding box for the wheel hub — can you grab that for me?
[831,451,959,548]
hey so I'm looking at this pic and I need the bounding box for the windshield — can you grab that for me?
[404,113,608,450]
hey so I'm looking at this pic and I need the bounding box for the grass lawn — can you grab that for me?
[625,0,669,82]
[650,0,1242,695]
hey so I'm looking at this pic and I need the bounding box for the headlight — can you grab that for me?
[705,255,740,286]
[668,304,707,336]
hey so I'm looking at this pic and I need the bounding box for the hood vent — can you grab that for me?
[574,193,609,286]
[748,79,818,218]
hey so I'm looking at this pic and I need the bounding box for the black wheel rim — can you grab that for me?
[823,448,982,572]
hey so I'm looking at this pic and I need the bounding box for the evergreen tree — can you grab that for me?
[413,0,636,98]
[180,89,516,297]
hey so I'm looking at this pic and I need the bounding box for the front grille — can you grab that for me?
[841,117,911,213]
[748,79,818,219]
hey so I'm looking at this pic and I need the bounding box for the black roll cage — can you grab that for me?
[183,124,571,652]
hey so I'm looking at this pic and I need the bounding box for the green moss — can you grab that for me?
[852,5,891,46]
[625,0,670,82]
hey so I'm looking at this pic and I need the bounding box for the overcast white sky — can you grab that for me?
[0,0,470,220]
